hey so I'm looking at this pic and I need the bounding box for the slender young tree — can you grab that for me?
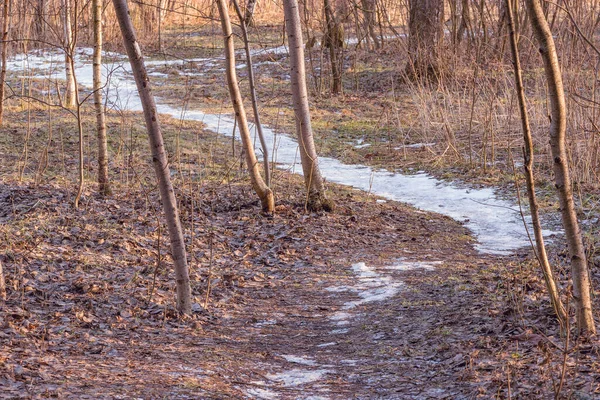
[93,0,110,195]
[283,0,334,211]
[323,0,342,94]
[0,259,5,301]
[0,0,10,126]
[525,0,595,336]
[506,0,566,327]
[216,0,274,213]
[112,0,192,314]
[62,0,76,108]
[232,0,271,187]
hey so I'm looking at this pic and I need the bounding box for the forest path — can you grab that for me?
[1,177,519,399]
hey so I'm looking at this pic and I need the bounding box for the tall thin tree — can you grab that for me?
[62,0,76,108]
[283,0,334,211]
[524,0,595,335]
[0,0,10,126]
[93,0,110,195]
[112,0,192,314]
[323,0,342,94]
[216,0,274,212]
[232,0,271,187]
[506,0,566,327]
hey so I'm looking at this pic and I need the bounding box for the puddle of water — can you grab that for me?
[6,47,558,255]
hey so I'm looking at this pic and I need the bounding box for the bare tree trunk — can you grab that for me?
[232,0,271,187]
[361,0,380,49]
[62,0,76,108]
[0,0,10,126]
[244,0,257,27]
[34,0,45,46]
[506,0,566,327]
[157,0,163,52]
[72,61,84,209]
[283,0,334,211]
[112,0,192,314]
[406,0,444,81]
[525,0,596,336]
[216,0,274,213]
[94,0,110,196]
[323,0,342,94]
[0,259,5,301]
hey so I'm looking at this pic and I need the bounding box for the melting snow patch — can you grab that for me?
[281,355,318,366]
[330,328,349,334]
[385,259,442,271]
[394,142,436,149]
[328,261,440,325]
[317,342,337,348]
[246,386,279,399]
[266,369,331,387]
[255,319,277,327]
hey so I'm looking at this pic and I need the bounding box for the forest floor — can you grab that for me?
[0,108,599,399]
[1,25,600,399]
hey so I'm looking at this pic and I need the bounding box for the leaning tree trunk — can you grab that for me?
[283,0,334,211]
[216,0,274,213]
[506,0,566,327]
[93,0,110,196]
[62,0,76,108]
[112,0,192,314]
[232,0,271,187]
[525,0,595,336]
[406,0,444,81]
[0,0,10,126]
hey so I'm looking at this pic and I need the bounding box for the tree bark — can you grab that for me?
[525,0,596,336]
[323,0,342,94]
[232,0,271,187]
[244,0,257,27]
[216,0,274,213]
[94,0,110,196]
[283,0,334,211]
[112,0,192,314]
[361,0,380,50]
[62,0,76,108]
[506,0,566,327]
[0,0,10,126]
[406,0,444,81]
[0,259,5,301]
